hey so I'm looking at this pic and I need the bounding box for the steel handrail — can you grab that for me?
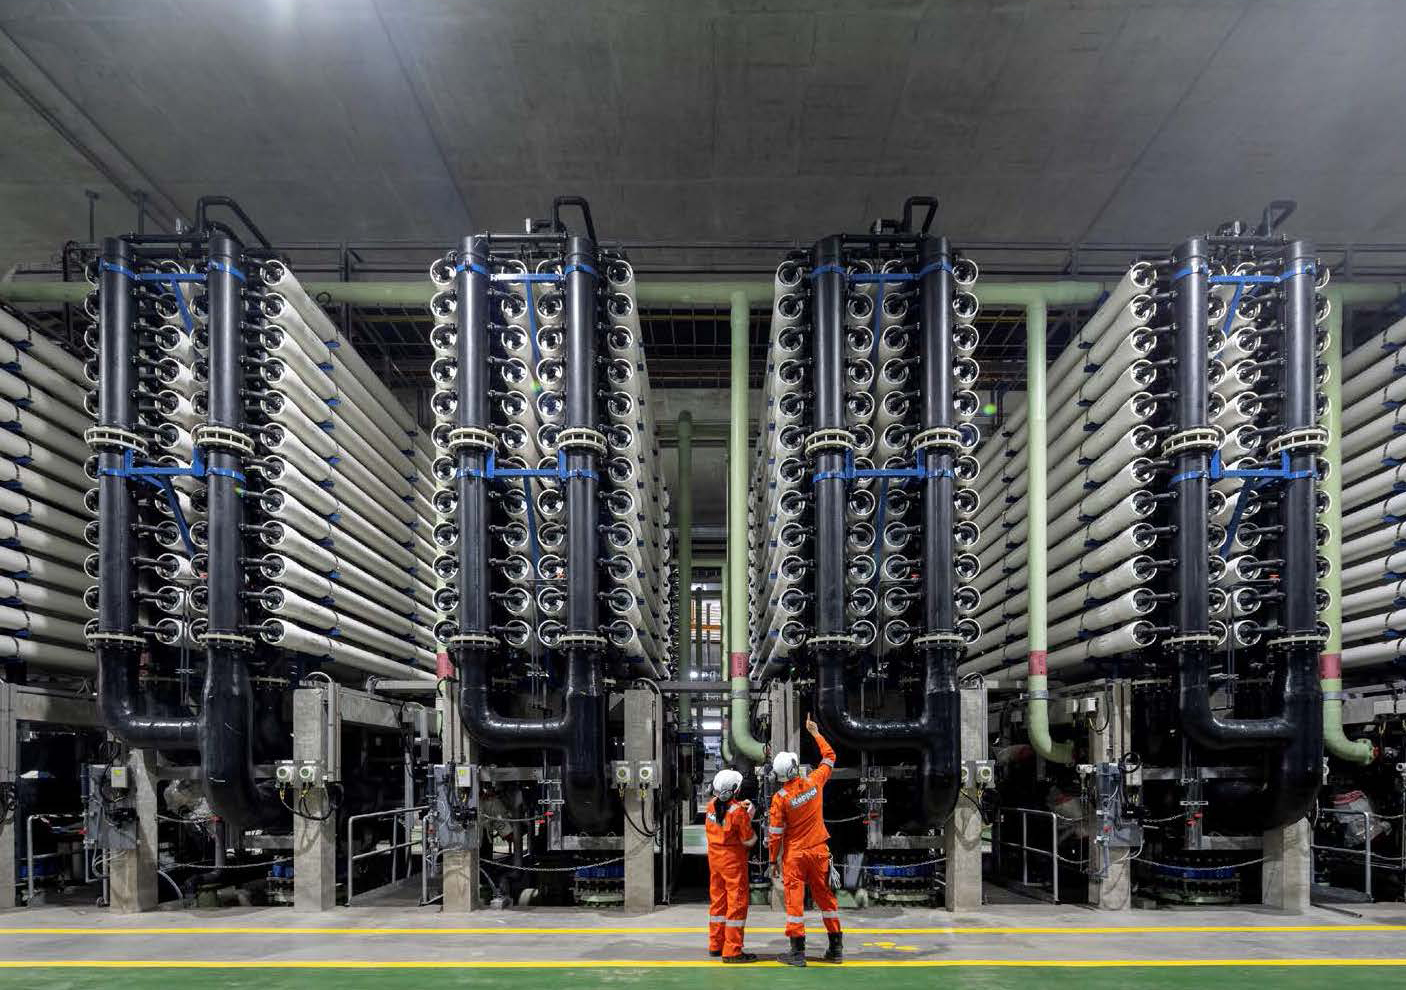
[345,804,427,905]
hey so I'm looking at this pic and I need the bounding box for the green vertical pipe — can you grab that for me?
[1023,299,1073,763]
[676,411,694,729]
[727,291,767,761]
[720,570,734,763]
[1319,287,1379,764]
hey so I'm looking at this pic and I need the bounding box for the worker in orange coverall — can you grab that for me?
[705,768,757,963]
[767,714,842,966]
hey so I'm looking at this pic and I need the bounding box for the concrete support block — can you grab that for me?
[442,846,481,912]
[107,749,158,913]
[1088,853,1133,910]
[624,688,660,911]
[945,684,986,910]
[0,683,14,908]
[1087,680,1133,911]
[293,688,336,911]
[1262,818,1311,913]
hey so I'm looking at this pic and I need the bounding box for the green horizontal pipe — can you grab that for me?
[0,277,1114,309]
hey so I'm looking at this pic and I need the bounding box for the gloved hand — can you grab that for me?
[828,861,842,890]
[741,799,755,815]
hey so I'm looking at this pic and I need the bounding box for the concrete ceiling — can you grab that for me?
[4,0,1406,278]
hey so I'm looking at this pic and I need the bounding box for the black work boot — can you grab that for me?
[823,932,843,963]
[708,949,722,957]
[722,952,758,964]
[778,936,807,967]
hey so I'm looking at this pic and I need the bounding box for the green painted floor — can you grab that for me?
[4,967,1403,990]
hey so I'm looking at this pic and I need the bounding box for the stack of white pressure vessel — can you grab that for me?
[244,260,437,679]
[0,309,98,671]
[961,264,1169,680]
[428,250,671,676]
[1338,311,1406,671]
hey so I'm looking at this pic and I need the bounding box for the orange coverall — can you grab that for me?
[768,732,841,938]
[705,796,755,957]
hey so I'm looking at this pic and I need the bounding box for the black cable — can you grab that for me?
[623,793,659,838]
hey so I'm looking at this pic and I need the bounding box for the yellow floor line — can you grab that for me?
[0,924,1403,937]
[0,959,1403,969]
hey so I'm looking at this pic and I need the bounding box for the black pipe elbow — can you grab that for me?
[199,648,283,830]
[98,647,200,750]
[562,694,612,834]
[1178,648,1292,749]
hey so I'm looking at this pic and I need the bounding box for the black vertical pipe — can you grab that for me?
[812,235,958,827]
[1172,236,1210,643]
[455,233,612,834]
[1260,239,1324,828]
[914,235,961,823]
[812,236,846,641]
[919,238,956,638]
[455,235,492,646]
[560,233,609,832]
[1176,235,1293,748]
[96,236,198,747]
[200,235,279,828]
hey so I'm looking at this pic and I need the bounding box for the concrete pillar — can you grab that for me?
[292,687,336,911]
[1262,819,1311,913]
[0,683,14,907]
[107,749,158,913]
[768,681,800,759]
[624,688,660,911]
[945,684,985,910]
[439,681,480,912]
[442,848,479,911]
[1087,681,1133,911]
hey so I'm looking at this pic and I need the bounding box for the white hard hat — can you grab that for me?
[712,769,744,798]
[772,751,800,781]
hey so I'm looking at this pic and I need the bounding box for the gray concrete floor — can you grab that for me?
[0,902,1403,964]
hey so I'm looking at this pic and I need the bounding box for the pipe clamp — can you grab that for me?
[1163,632,1218,648]
[803,428,856,458]
[85,629,146,648]
[1266,631,1328,650]
[84,425,149,455]
[1162,426,1224,458]
[556,427,608,455]
[447,631,498,650]
[202,630,256,649]
[447,426,497,454]
[914,631,966,651]
[193,424,256,457]
[558,631,607,650]
[912,426,964,455]
[1266,426,1329,456]
[808,632,859,650]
